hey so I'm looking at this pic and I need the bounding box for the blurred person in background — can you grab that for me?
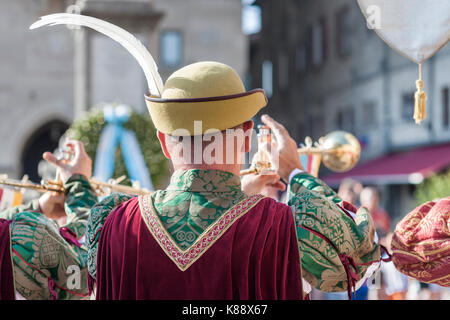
[376,232,408,300]
[0,139,96,300]
[360,187,391,238]
[2,192,68,226]
[338,178,363,207]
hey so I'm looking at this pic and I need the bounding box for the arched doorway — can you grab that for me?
[20,120,69,183]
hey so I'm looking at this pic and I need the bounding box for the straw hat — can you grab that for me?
[145,61,267,136]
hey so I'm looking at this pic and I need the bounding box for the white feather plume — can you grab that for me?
[30,13,164,97]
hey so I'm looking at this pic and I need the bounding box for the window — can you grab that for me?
[336,110,344,129]
[278,53,289,90]
[361,101,377,128]
[401,91,415,121]
[262,60,273,98]
[312,17,327,67]
[160,30,183,68]
[242,3,262,35]
[297,121,307,140]
[312,114,325,139]
[443,87,449,128]
[336,6,352,57]
[336,107,355,132]
[296,41,308,74]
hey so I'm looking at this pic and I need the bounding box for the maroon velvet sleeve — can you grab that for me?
[0,219,15,300]
[96,197,303,300]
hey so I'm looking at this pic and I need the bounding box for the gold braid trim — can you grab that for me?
[139,194,265,271]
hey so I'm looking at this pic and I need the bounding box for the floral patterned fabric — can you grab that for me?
[87,169,380,296]
[290,172,381,293]
[0,175,97,300]
[392,197,450,287]
[86,192,134,280]
[86,169,245,279]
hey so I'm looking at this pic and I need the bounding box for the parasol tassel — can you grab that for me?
[413,64,427,124]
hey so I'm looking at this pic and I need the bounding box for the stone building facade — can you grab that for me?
[0,0,247,182]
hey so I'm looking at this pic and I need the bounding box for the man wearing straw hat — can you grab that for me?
[45,61,381,300]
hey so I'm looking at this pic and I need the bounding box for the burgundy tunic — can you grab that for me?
[0,218,14,300]
[95,196,303,300]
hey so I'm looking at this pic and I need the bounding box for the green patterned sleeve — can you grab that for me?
[288,172,380,293]
[290,171,342,204]
[7,175,98,300]
[0,200,41,220]
[62,174,98,238]
[86,193,134,279]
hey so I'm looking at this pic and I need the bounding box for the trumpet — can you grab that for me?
[0,175,64,193]
[0,174,151,197]
[240,127,361,176]
[0,148,151,197]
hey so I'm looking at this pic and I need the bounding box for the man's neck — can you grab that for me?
[173,164,241,176]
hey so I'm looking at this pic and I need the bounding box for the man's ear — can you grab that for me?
[243,120,254,153]
[157,131,171,159]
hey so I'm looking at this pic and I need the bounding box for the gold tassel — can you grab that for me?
[413,63,427,124]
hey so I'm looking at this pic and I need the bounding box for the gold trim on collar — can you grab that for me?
[139,194,265,271]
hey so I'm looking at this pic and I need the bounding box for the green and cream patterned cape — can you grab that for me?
[0,175,97,300]
[87,169,381,294]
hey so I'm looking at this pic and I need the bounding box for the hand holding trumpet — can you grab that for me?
[241,115,361,179]
[259,114,305,182]
[0,139,149,196]
[240,115,304,196]
[43,138,93,183]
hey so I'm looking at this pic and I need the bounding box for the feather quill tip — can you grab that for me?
[29,20,43,30]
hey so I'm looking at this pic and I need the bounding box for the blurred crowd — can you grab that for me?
[308,178,450,300]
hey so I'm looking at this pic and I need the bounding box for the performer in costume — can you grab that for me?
[44,62,382,299]
[391,197,450,287]
[0,139,96,300]
[30,14,382,299]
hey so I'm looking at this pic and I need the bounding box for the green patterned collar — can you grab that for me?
[166,169,242,193]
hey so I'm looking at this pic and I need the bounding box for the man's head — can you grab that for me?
[360,186,380,212]
[338,178,363,204]
[157,120,254,175]
[38,191,66,225]
[145,61,267,175]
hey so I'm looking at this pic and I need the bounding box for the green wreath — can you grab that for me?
[67,107,168,189]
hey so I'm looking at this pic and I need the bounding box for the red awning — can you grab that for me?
[322,142,450,187]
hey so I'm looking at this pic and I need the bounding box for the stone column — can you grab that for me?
[72,0,164,118]
[74,27,89,119]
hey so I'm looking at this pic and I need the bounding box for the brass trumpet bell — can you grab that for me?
[240,128,361,176]
[318,131,361,172]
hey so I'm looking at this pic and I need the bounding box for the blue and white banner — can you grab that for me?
[93,104,154,190]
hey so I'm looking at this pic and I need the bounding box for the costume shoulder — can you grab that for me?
[288,171,381,294]
[392,197,450,287]
[0,200,40,221]
[235,196,303,299]
[237,196,297,237]
[10,210,90,299]
[86,192,136,280]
